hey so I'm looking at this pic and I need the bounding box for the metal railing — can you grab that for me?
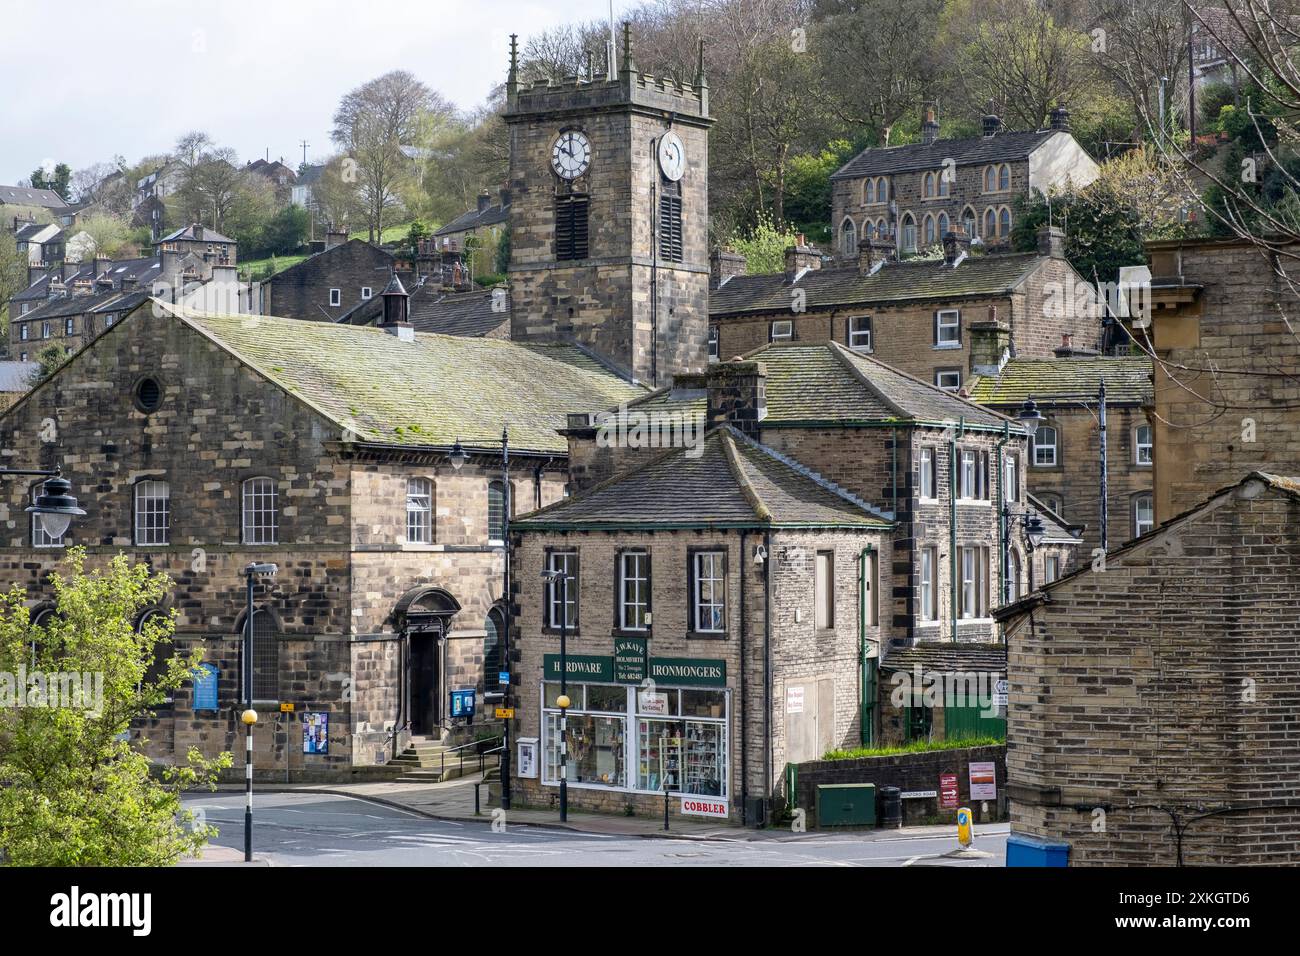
[438,735,503,780]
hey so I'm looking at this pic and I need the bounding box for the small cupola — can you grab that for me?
[380,271,414,340]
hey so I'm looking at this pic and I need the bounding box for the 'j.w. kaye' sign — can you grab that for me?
[614,637,647,683]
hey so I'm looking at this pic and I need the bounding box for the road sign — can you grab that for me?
[940,773,960,809]
[495,707,515,719]
[280,702,295,712]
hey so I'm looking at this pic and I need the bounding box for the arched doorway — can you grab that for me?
[392,587,462,737]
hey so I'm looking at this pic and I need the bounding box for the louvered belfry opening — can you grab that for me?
[659,179,683,262]
[555,182,589,261]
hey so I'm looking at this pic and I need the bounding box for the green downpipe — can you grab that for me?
[996,420,1010,614]
[858,547,876,746]
[949,419,963,643]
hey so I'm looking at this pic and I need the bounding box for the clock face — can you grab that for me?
[658,132,686,181]
[551,130,591,180]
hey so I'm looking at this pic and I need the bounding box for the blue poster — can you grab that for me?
[192,663,218,711]
[450,688,476,719]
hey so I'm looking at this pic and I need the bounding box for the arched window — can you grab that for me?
[864,178,875,204]
[923,172,935,198]
[999,206,1012,237]
[241,477,278,545]
[488,480,507,544]
[31,485,66,548]
[937,212,950,238]
[406,477,433,544]
[840,218,857,256]
[937,171,951,197]
[984,208,997,239]
[243,607,280,703]
[1032,425,1059,467]
[900,213,916,254]
[134,479,170,546]
[876,177,888,203]
[998,164,1010,190]
[983,166,996,192]
[484,607,505,690]
[138,608,175,704]
[876,218,888,238]
[30,606,56,667]
[923,213,936,246]
[1133,493,1155,537]
[1007,549,1022,603]
[863,220,875,241]
[962,206,977,238]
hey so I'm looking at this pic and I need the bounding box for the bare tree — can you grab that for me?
[813,0,946,145]
[332,71,450,240]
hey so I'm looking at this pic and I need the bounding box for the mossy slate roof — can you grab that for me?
[513,427,893,530]
[168,307,645,454]
[622,342,1015,431]
[709,253,1042,317]
[967,357,1153,406]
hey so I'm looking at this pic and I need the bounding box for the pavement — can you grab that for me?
[188,773,1006,865]
[180,789,1008,866]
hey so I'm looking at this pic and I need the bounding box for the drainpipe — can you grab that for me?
[763,530,773,806]
[740,529,749,824]
[950,421,962,641]
[996,420,1010,615]
[858,547,873,746]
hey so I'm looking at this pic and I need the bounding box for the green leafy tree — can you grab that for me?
[726,213,805,274]
[0,550,230,866]
[29,162,72,200]
[33,344,68,382]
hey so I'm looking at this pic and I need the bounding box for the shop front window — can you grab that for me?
[539,682,729,798]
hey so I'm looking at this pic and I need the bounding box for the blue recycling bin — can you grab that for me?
[1006,833,1071,867]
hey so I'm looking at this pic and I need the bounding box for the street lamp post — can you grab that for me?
[1017,379,1109,553]
[499,427,511,811]
[540,567,569,822]
[1,468,86,540]
[1002,505,1046,598]
[242,562,277,863]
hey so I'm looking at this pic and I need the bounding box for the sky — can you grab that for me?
[0,0,624,187]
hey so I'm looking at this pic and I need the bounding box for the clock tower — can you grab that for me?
[503,25,713,385]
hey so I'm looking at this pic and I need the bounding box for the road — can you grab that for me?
[182,792,1007,867]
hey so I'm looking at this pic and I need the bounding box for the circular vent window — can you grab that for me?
[134,377,163,413]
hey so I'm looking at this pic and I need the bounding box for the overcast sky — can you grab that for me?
[0,0,623,187]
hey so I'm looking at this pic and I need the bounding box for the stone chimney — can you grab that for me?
[325,229,348,251]
[921,104,940,146]
[1036,224,1066,258]
[477,191,491,213]
[379,272,414,340]
[1054,331,1099,358]
[710,247,747,289]
[193,224,204,242]
[499,186,512,208]
[942,226,971,267]
[858,238,895,275]
[968,305,1011,377]
[783,235,821,281]
[982,113,1001,137]
[706,360,767,437]
[1049,106,1071,132]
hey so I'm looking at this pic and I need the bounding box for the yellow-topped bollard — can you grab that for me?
[956,806,974,847]
[241,708,258,726]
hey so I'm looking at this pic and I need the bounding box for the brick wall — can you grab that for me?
[793,744,1006,827]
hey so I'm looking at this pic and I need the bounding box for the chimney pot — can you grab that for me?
[1049,106,1071,132]
[1037,224,1066,258]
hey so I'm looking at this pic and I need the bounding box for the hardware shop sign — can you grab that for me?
[544,654,614,682]
[649,657,727,688]
[614,637,648,683]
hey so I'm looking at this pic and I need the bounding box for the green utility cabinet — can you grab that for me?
[816,783,877,827]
